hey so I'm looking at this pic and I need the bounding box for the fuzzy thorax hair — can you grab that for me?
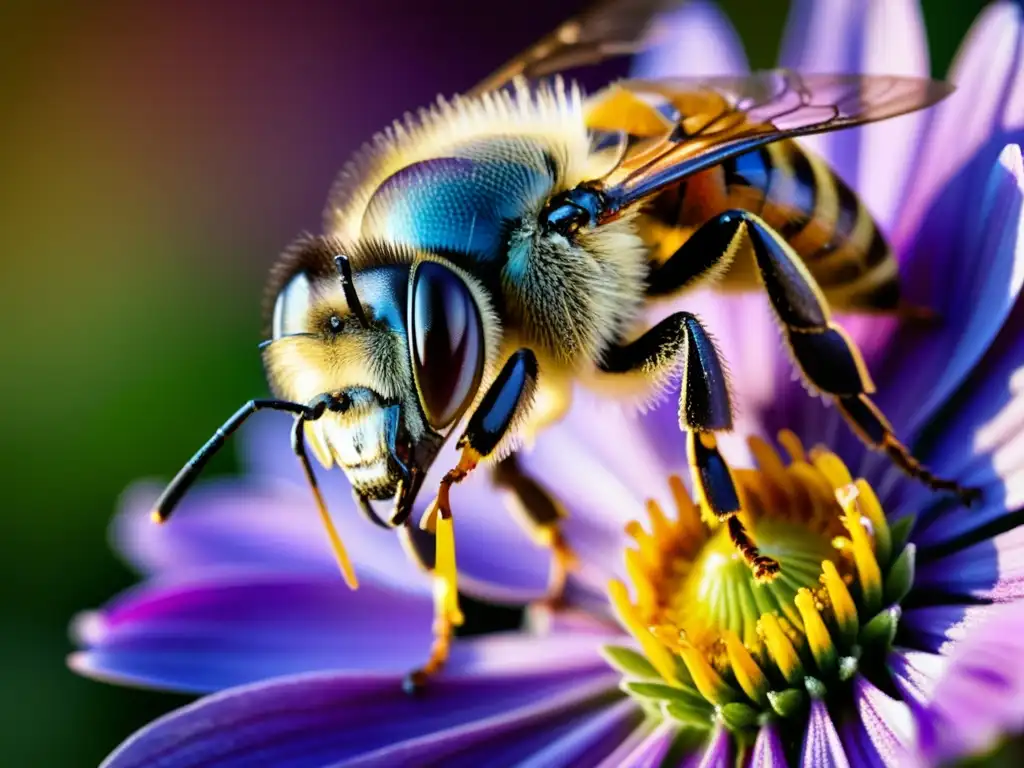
[324,77,603,251]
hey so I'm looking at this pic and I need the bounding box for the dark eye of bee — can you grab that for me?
[409,262,485,430]
[327,314,344,334]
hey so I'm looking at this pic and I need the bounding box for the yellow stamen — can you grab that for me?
[625,520,661,570]
[854,479,891,566]
[676,640,737,706]
[605,432,906,732]
[434,512,464,626]
[608,579,679,684]
[820,560,858,646]
[837,484,883,614]
[810,448,852,489]
[646,499,675,545]
[777,430,806,463]
[758,613,804,685]
[624,548,657,615]
[724,631,769,705]
[668,474,703,541]
[747,435,794,500]
[794,589,837,675]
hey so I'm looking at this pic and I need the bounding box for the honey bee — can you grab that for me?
[150,0,977,689]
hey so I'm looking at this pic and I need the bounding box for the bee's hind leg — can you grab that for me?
[599,312,781,582]
[694,209,979,505]
[492,453,577,607]
[404,349,539,693]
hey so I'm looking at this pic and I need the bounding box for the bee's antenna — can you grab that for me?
[334,254,370,329]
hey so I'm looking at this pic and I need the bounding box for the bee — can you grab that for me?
[150,0,977,689]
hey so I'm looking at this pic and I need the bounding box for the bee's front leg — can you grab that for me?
[600,312,781,582]
[402,349,539,693]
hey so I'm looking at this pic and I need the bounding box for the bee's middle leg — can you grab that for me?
[599,312,781,582]
[491,452,577,606]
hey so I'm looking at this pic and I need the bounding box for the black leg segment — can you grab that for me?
[650,209,978,504]
[599,311,778,581]
[457,349,539,458]
[600,311,733,432]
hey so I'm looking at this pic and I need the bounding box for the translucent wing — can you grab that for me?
[593,70,953,211]
[467,0,684,97]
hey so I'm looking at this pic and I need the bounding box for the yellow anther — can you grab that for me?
[747,435,794,497]
[668,474,703,541]
[854,479,891,566]
[788,462,835,508]
[777,430,806,463]
[810,449,853,490]
[794,589,837,674]
[837,484,883,614]
[724,630,769,705]
[645,499,674,543]
[608,580,679,684]
[624,548,657,615]
[625,520,661,570]
[758,613,804,684]
[434,513,464,626]
[821,560,858,647]
[677,641,737,706]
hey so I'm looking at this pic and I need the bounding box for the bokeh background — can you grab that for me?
[0,1,1001,765]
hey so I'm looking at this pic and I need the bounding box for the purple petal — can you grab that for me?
[338,698,637,768]
[801,698,850,768]
[101,667,619,768]
[525,603,621,637]
[916,602,1024,765]
[71,571,617,693]
[632,1,748,78]
[599,721,676,768]
[689,724,730,768]
[841,677,913,767]
[780,0,929,229]
[915,525,1024,603]
[887,144,1024,441]
[888,648,949,710]
[465,698,638,768]
[895,2,1024,252]
[901,604,994,655]
[750,722,786,768]
[115,479,365,578]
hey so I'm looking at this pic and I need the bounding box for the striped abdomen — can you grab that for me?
[640,139,899,313]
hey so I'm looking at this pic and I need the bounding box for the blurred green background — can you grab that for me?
[0,1,999,765]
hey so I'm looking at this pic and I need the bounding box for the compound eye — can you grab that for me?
[271,272,312,339]
[409,262,485,430]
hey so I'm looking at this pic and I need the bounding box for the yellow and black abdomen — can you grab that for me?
[639,139,900,313]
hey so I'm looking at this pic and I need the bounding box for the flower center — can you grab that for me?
[605,431,912,734]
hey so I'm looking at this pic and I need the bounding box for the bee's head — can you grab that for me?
[261,234,497,520]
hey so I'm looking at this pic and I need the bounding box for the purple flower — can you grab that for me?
[71,1,1024,766]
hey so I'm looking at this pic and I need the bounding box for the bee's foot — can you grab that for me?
[753,556,781,583]
[402,669,430,696]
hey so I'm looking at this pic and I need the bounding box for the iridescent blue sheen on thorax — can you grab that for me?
[361,137,554,269]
